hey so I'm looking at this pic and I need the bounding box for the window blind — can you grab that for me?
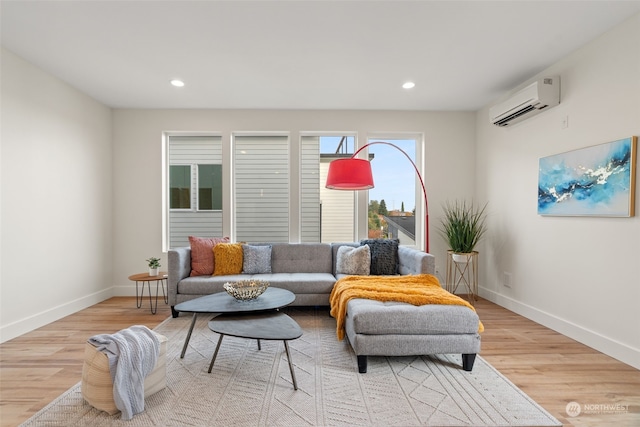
[234,135,289,242]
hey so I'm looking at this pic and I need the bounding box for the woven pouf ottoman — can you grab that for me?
[344,299,481,373]
[81,332,167,414]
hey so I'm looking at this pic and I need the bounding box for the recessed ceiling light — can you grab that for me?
[402,81,415,89]
[171,79,185,87]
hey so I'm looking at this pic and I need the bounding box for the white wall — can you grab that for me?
[0,48,113,342]
[111,110,477,295]
[476,14,640,369]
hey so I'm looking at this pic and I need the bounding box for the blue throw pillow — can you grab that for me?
[242,245,272,274]
[359,239,399,275]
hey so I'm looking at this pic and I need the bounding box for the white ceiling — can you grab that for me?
[2,1,639,111]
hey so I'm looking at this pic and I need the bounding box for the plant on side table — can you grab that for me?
[439,200,488,263]
[147,257,161,276]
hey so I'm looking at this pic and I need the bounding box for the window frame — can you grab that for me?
[365,133,425,250]
[161,131,424,251]
[163,133,224,250]
[232,133,291,243]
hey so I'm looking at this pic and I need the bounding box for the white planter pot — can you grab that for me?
[452,253,472,264]
[149,267,159,276]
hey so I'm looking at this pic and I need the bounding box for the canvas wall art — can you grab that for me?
[538,136,637,217]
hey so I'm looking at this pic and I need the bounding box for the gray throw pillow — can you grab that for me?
[359,238,399,275]
[336,245,371,275]
[242,245,272,274]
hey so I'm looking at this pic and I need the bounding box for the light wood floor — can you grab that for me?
[1,296,638,426]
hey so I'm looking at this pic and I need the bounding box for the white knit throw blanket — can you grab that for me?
[88,325,160,420]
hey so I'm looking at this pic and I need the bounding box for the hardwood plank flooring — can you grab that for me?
[0,297,171,427]
[1,296,639,426]
[475,297,640,427]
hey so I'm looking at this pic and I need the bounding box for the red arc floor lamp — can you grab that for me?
[325,141,430,253]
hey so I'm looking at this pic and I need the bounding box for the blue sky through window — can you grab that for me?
[368,139,416,212]
[320,137,417,213]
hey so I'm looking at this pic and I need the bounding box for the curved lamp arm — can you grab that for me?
[325,141,429,253]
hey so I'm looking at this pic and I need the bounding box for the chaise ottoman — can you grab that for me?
[344,299,481,373]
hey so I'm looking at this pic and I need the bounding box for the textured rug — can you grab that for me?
[21,307,560,426]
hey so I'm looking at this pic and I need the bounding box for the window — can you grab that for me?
[234,135,289,242]
[367,138,420,247]
[169,165,191,209]
[300,136,320,242]
[164,132,420,249]
[167,135,223,248]
[301,135,357,243]
[197,164,222,210]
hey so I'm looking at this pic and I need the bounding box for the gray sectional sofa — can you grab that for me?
[168,242,434,316]
[168,241,481,372]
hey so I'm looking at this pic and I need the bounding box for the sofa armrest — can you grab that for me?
[397,246,435,275]
[168,247,191,307]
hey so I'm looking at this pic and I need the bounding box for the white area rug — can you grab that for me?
[21,307,560,426]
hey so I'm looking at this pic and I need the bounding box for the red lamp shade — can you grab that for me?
[325,158,374,190]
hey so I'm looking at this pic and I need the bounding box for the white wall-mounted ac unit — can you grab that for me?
[489,76,560,127]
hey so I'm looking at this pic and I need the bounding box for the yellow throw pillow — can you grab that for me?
[213,243,244,275]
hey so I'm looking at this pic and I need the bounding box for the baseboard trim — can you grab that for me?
[0,288,113,343]
[479,287,640,370]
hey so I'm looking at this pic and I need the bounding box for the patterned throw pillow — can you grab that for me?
[213,243,244,275]
[336,245,371,275]
[242,245,272,274]
[359,238,399,275]
[189,236,230,276]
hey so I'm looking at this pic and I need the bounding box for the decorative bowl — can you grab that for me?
[223,280,270,301]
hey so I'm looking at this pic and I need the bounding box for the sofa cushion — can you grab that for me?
[359,239,399,275]
[270,243,332,274]
[177,272,336,296]
[213,243,244,275]
[252,273,337,294]
[243,245,272,274]
[178,274,246,295]
[336,245,370,275]
[347,299,480,335]
[188,236,229,276]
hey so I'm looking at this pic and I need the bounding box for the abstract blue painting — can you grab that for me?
[538,137,637,216]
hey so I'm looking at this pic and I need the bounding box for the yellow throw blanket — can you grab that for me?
[329,274,484,340]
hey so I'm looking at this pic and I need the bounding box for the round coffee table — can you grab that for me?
[208,311,303,390]
[174,287,295,358]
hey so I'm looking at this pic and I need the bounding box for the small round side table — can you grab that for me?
[128,272,168,314]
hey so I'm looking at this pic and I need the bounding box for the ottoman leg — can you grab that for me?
[357,355,368,373]
[462,353,476,371]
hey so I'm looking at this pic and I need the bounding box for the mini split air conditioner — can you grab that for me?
[490,76,560,127]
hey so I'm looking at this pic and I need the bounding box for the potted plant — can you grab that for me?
[147,257,161,276]
[439,200,488,263]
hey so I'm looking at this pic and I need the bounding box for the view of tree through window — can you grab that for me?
[367,139,418,246]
